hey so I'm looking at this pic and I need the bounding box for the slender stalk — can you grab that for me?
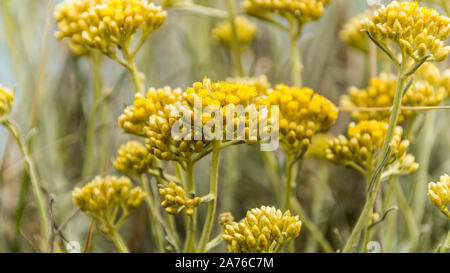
[289,26,302,87]
[438,229,450,253]
[198,141,221,252]
[123,45,144,94]
[382,176,397,252]
[108,230,130,253]
[3,120,50,252]
[391,176,418,252]
[343,55,409,253]
[411,110,436,222]
[226,0,245,77]
[284,154,301,211]
[82,53,103,178]
[183,160,197,252]
[140,174,165,253]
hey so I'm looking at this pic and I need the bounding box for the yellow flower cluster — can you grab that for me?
[325,120,418,176]
[222,206,302,253]
[113,140,153,174]
[256,84,338,154]
[242,0,333,25]
[226,75,271,95]
[428,174,450,218]
[0,84,14,121]
[54,0,167,55]
[340,11,372,53]
[361,1,450,61]
[159,182,201,216]
[212,16,257,52]
[72,176,146,224]
[119,87,183,136]
[341,67,446,124]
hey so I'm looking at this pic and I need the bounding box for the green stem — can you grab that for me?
[226,0,245,77]
[123,45,144,94]
[3,120,50,252]
[183,160,197,252]
[140,174,165,253]
[198,141,221,252]
[343,55,409,253]
[411,111,436,222]
[82,53,103,178]
[382,176,397,252]
[108,230,130,253]
[439,229,450,253]
[288,23,302,87]
[284,154,300,211]
[391,176,418,252]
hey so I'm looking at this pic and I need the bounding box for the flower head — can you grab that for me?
[119,87,183,136]
[0,84,14,121]
[222,206,302,253]
[341,68,446,124]
[159,181,201,216]
[55,0,167,55]
[256,84,338,155]
[428,173,450,218]
[242,0,333,26]
[325,120,418,176]
[212,16,257,52]
[361,1,450,61]
[113,140,154,174]
[72,176,146,227]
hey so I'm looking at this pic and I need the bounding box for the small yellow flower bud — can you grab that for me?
[0,84,14,121]
[428,174,450,218]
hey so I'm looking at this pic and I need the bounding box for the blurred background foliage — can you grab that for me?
[0,0,448,252]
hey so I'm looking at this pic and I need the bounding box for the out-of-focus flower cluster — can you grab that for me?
[226,75,271,95]
[325,120,418,176]
[341,65,447,124]
[54,0,167,55]
[242,0,333,26]
[306,133,332,160]
[212,16,257,52]
[72,176,146,226]
[222,206,302,253]
[361,1,450,61]
[428,173,450,218]
[159,182,201,216]
[113,141,154,174]
[0,84,14,121]
[340,11,372,53]
[256,84,338,155]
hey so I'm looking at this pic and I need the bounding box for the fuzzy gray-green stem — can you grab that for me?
[198,141,221,252]
[4,120,50,252]
[343,55,408,253]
